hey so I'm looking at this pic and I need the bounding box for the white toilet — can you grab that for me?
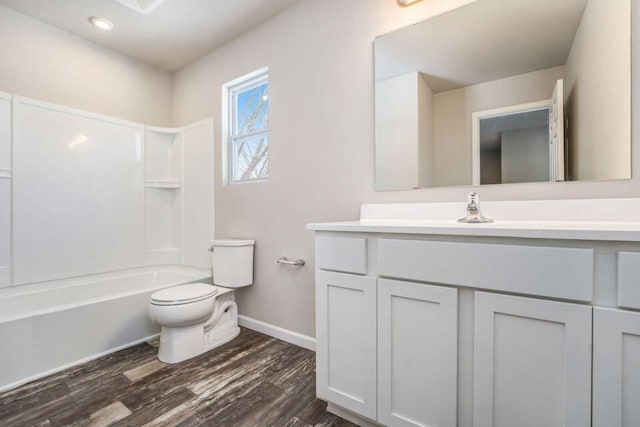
[148,239,254,363]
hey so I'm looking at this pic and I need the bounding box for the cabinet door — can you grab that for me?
[315,270,377,419]
[473,292,592,427]
[378,279,458,427]
[593,307,640,427]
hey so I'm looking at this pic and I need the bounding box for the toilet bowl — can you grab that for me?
[148,239,254,363]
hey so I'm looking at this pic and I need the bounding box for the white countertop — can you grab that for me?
[308,199,640,241]
[307,219,640,241]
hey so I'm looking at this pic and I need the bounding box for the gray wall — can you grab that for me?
[564,0,631,181]
[171,0,640,338]
[0,5,173,126]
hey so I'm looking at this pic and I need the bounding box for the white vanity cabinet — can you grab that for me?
[593,307,640,427]
[310,202,640,427]
[473,292,592,427]
[313,234,598,427]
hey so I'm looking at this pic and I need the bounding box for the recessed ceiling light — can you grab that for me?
[89,16,114,31]
[398,0,423,6]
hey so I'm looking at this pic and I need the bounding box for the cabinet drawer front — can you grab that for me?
[378,239,593,301]
[617,252,640,309]
[316,236,367,274]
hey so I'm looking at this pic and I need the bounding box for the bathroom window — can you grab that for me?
[223,68,269,184]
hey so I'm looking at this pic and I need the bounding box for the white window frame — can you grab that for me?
[222,67,269,185]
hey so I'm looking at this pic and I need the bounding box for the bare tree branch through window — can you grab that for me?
[230,75,269,182]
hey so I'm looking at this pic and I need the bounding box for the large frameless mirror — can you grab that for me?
[374,0,631,191]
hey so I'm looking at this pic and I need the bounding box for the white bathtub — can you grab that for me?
[0,265,211,392]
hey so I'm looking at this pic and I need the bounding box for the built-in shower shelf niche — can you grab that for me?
[146,126,181,134]
[145,181,181,189]
[144,126,184,265]
[145,127,182,183]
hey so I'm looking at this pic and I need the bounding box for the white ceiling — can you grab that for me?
[375,0,589,92]
[0,0,301,71]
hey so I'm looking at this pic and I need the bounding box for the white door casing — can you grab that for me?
[549,79,565,182]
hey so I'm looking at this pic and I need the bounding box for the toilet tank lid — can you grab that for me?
[212,239,255,247]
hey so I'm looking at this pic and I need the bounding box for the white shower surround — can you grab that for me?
[0,265,211,392]
[0,93,215,289]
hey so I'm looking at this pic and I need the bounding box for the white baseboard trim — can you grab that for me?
[238,315,316,351]
[0,333,160,394]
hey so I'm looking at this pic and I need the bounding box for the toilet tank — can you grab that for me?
[211,239,255,288]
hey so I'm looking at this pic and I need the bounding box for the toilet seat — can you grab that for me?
[150,283,217,306]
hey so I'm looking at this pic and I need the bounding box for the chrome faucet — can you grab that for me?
[457,192,493,223]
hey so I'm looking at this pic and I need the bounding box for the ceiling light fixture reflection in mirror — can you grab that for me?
[374,0,631,191]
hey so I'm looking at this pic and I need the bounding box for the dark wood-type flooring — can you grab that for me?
[0,328,357,427]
